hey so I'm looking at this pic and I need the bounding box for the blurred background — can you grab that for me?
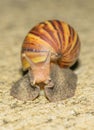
[0,0,94,40]
[0,0,94,130]
[0,0,94,67]
[0,0,94,62]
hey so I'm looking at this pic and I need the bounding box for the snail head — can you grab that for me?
[23,51,51,85]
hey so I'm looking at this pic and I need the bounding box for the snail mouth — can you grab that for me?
[36,82,46,88]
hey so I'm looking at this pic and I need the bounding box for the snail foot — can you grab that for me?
[11,73,40,101]
[45,66,77,102]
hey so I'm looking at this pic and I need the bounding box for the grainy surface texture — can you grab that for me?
[0,0,94,130]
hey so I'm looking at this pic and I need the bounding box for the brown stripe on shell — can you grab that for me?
[68,25,72,43]
[22,47,49,53]
[52,20,62,49]
[49,20,63,51]
[30,30,57,51]
[67,25,75,43]
[69,36,80,57]
[63,28,77,55]
[22,40,43,52]
[41,22,59,52]
[57,36,80,68]
[68,25,75,56]
[57,60,73,68]
[44,21,59,45]
[54,20,65,50]
[71,36,80,54]
[29,22,58,52]
[71,36,79,51]
[61,25,73,56]
[47,21,60,49]
[58,57,77,67]
[24,33,55,52]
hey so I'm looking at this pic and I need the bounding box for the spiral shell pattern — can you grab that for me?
[21,20,80,70]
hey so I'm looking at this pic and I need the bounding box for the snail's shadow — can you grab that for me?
[19,68,28,76]
[70,59,81,70]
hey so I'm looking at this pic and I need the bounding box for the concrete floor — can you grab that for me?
[0,0,94,130]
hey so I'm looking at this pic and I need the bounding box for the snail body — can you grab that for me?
[21,20,80,85]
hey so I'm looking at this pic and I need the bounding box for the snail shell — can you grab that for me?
[21,20,80,71]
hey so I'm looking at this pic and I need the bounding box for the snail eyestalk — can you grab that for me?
[22,53,35,67]
[44,51,51,64]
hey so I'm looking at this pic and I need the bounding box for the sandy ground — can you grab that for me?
[0,0,94,130]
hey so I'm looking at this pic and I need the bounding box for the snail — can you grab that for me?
[11,20,80,101]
